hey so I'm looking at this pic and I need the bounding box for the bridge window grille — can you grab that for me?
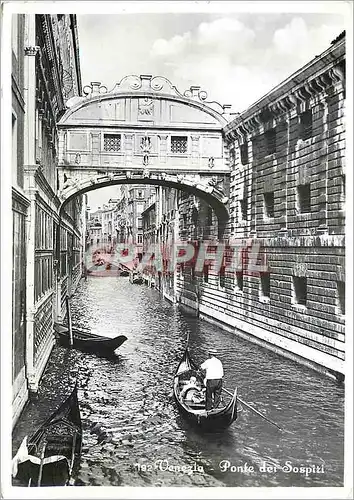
[299,110,313,140]
[171,136,188,154]
[293,276,307,306]
[104,134,121,152]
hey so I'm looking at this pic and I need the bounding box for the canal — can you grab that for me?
[13,276,345,487]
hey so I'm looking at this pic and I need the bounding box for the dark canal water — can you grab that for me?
[13,276,345,488]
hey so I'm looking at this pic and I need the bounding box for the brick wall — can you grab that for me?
[219,34,346,377]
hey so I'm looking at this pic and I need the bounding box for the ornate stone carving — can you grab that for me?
[140,133,152,166]
[25,46,40,56]
[83,82,108,98]
[138,98,154,116]
[208,157,215,169]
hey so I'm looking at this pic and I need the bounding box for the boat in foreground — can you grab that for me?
[173,347,238,430]
[12,383,82,487]
[54,323,127,356]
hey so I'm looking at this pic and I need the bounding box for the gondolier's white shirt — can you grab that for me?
[201,357,224,380]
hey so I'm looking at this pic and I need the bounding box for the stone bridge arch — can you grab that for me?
[57,74,232,216]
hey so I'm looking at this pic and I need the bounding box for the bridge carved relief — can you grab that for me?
[57,74,232,219]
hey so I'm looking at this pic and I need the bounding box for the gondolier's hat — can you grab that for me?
[208,348,218,356]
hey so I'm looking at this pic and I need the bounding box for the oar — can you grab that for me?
[65,296,73,347]
[186,331,190,346]
[37,441,47,487]
[223,387,283,431]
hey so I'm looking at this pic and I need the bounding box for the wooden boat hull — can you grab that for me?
[13,383,82,487]
[54,323,127,355]
[173,348,238,431]
[129,272,144,284]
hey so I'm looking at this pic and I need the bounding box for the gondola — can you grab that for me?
[173,347,238,430]
[12,383,82,487]
[129,271,144,284]
[54,323,127,356]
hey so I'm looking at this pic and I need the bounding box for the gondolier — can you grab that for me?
[200,349,224,411]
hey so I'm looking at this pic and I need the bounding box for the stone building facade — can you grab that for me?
[11,14,83,425]
[12,13,30,424]
[215,32,345,378]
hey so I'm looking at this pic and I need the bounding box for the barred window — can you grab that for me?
[337,280,345,315]
[240,199,247,220]
[293,276,307,306]
[263,192,274,218]
[171,136,188,154]
[236,271,243,291]
[104,134,121,152]
[297,184,311,213]
[219,264,226,288]
[265,129,276,155]
[299,110,313,140]
[240,143,249,165]
[260,273,270,298]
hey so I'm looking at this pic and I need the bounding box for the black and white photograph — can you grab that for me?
[1,1,352,498]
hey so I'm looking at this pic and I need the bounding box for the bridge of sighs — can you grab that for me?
[57,75,232,220]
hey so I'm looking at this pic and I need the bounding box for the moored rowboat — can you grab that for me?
[12,383,82,487]
[173,347,238,430]
[54,323,127,355]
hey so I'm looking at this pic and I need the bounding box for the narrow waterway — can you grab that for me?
[13,276,345,487]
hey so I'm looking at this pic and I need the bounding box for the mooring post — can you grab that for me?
[66,296,73,346]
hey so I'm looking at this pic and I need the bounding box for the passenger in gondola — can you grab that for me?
[180,376,204,404]
[200,349,224,411]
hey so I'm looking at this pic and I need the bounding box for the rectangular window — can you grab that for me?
[293,276,307,306]
[263,192,274,218]
[171,136,187,154]
[203,263,209,283]
[265,129,276,155]
[299,110,313,140]
[340,175,345,210]
[260,273,270,298]
[229,148,235,166]
[337,280,345,315]
[137,234,143,244]
[297,184,311,213]
[104,134,121,152]
[240,143,249,165]
[240,199,247,220]
[219,264,226,288]
[236,271,243,291]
